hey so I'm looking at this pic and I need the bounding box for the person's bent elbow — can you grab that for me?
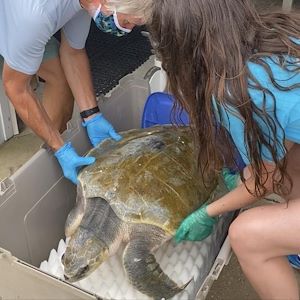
[2,77,28,108]
[2,66,31,103]
[2,77,16,100]
[59,33,87,57]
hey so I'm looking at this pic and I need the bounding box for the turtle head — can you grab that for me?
[62,228,109,282]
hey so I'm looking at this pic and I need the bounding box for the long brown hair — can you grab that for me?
[148,0,300,197]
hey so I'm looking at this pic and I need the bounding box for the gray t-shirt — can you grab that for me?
[0,0,91,75]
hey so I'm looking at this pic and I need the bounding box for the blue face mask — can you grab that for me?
[92,5,132,37]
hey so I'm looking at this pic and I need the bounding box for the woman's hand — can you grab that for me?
[174,203,218,243]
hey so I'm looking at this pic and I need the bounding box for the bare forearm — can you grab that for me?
[59,36,97,111]
[206,180,258,216]
[207,165,275,216]
[3,62,64,151]
[9,88,63,151]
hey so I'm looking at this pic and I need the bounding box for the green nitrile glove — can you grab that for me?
[222,168,240,191]
[175,204,218,243]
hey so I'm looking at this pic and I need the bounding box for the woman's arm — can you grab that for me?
[207,161,279,217]
[176,142,295,242]
[207,171,257,216]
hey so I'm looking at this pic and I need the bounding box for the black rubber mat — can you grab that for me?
[86,22,152,96]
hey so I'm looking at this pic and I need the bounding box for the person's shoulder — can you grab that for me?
[15,0,47,19]
[247,55,300,88]
[14,3,53,34]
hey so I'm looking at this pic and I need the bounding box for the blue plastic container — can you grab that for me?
[141,92,245,171]
[141,92,189,128]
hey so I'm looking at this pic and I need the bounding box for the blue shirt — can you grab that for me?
[0,0,91,75]
[215,57,300,165]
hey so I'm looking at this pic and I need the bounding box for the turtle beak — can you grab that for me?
[64,274,69,281]
[64,265,90,282]
[62,234,109,282]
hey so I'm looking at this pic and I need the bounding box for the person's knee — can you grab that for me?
[228,210,263,255]
[39,58,69,88]
[44,67,68,87]
[228,216,245,253]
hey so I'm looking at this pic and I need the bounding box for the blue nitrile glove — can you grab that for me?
[175,204,218,243]
[54,142,95,184]
[82,113,122,147]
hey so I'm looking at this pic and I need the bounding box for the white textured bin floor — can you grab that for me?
[40,214,233,300]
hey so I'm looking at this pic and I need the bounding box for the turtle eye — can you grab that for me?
[80,265,89,275]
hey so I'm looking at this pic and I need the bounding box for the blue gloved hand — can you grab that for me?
[175,204,218,243]
[82,113,122,147]
[54,142,96,184]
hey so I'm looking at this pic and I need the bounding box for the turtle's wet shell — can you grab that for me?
[78,126,217,235]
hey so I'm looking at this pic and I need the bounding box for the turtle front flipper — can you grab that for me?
[65,185,86,237]
[123,225,189,299]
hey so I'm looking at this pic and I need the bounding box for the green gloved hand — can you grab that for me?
[174,204,218,243]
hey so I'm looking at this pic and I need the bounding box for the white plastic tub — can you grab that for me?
[0,67,234,300]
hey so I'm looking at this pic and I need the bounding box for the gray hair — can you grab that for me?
[106,0,153,20]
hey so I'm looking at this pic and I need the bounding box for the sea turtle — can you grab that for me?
[62,126,235,299]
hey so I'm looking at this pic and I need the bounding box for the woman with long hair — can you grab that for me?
[148,0,300,298]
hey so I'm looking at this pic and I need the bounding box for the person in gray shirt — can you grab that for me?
[0,0,150,184]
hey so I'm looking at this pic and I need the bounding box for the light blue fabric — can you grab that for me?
[0,0,91,75]
[214,56,300,165]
